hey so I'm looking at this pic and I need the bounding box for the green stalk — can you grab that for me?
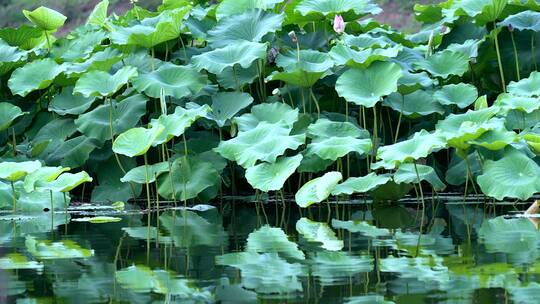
[532,33,538,71]
[11,181,16,213]
[11,128,16,156]
[143,153,152,262]
[371,105,378,169]
[493,23,507,92]
[309,88,321,119]
[232,65,241,92]
[44,31,51,54]
[510,30,521,80]
[394,97,404,143]
[413,162,425,258]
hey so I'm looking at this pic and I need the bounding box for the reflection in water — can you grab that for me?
[0,201,538,303]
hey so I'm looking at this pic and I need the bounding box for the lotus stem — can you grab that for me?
[345,101,350,178]
[532,32,538,70]
[143,153,151,218]
[301,88,306,114]
[309,88,320,119]
[232,65,241,92]
[371,105,378,168]
[178,36,188,63]
[50,190,54,230]
[44,31,51,54]
[63,192,68,235]
[10,181,16,213]
[493,23,507,92]
[394,97,404,143]
[11,128,16,156]
[510,30,521,80]
[413,162,425,258]
[151,47,155,71]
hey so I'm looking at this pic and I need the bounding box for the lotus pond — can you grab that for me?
[2,198,540,304]
[5,0,540,302]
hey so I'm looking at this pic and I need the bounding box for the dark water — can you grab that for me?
[1,198,539,303]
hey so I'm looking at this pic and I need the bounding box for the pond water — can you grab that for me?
[1,198,539,303]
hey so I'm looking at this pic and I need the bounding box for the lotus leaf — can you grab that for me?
[0,253,43,271]
[329,44,401,68]
[25,236,94,260]
[450,0,507,25]
[23,6,67,31]
[216,0,285,20]
[331,219,390,237]
[150,104,210,146]
[112,124,165,158]
[331,172,390,196]
[74,66,138,97]
[214,122,305,168]
[479,216,540,254]
[494,93,540,114]
[434,83,478,109]
[477,150,540,200]
[217,64,259,89]
[468,128,517,150]
[393,163,446,191]
[209,92,254,127]
[310,251,373,286]
[45,136,99,168]
[23,166,70,192]
[120,162,169,184]
[499,11,540,31]
[384,91,445,118]
[37,171,92,193]
[0,103,24,131]
[268,49,333,87]
[507,72,540,97]
[245,155,303,192]
[191,41,267,75]
[294,0,382,20]
[72,216,122,224]
[0,161,42,182]
[414,50,469,78]
[133,63,207,99]
[49,87,96,116]
[336,61,402,107]
[8,58,65,97]
[246,225,305,259]
[295,171,342,207]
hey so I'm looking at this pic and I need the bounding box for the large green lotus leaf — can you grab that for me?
[445,151,482,186]
[215,122,305,168]
[23,6,67,31]
[436,108,504,150]
[383,91,445,118]
[110,7,191,48]
[209,92,254,127]
[75,94,147,143]
[120,162,169,184]
[216,252,304,294]
[0,103,24,131]
[53,29,108,62]
[446,39,483,59]
[295,171,342,208]
[150,103,210,146]
[331,172,390,196]
[468,128,517,150]
[246,225,305,259]
[0,182,67,211]
[8,58,65,97]
[74,66,138,97]
[414,50,469,79]
[112,124,165,158]
[342,33,394,49]
[398,70,434,94]
[133,63,207,99]
[31,118,77,158]
[294,0,382,21]
[37,171,92,192]
[45,136,99,168]
[296,218,343,251]
[191,41,267,75]
[298,152,334,173]
[23,166,70,193]
[216,0,285,20]
[329,44,401,68]
[207,9,284,48]
[49,87,96,116]
[235,102,299,132]
[0,161,42,182]
[157,157,220,201]
[63,48,123,76]
[331,219,390,237]
[0,39,27,63]
[479,216,540,255]
[217,64,259,89]
[478,150,540,200]
[268,50,333,87]
[450,0,507,25]
[0,25,46,50]
[310,251,373,286]
[494,93,540,114]
[393,163,446,191]
[375,130,447,169]
[336,61,402,107]
[25,236,94,260]
[307,118,370,139]
[87,0,109,28]
[433,83,478,109]
[307,137,372,161]
[507,71,540,97]
[499,11,540,31]
[245,155,302,192]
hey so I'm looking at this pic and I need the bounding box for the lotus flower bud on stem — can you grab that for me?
[288,31,298,43]
[333,15,345,34]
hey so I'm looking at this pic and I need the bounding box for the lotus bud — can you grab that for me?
[267,47,279,65]
[441,25,447,34]
[288,31,298,43]
[508,23,514,32]
[333,15,345,34]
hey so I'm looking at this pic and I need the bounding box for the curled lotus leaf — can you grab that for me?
[23,6,67,31]
[245,155,303,192]
[414,50,469,79]
[191,41,267,75]
[306,137,372,161]
[393,163,446,191]
[507,71,540,97]
[235,102,299,132]
[214,122,305,168]
[23,166,70,193]
[150,103,211,146]
[477,149,540,200]
[450,0,507,25]
[499,11,540,31]
[37,171,93,193]
[133,63,207,99]
[0,161,42,182]
[112,124,165,158]
[336,61,402,108]
[0,103,25,131]
[87,0,110,28]
[331,172,390,196]
[494,93,540,114]
[120,162,169,184]
[295,171,342,208]
[468,128,517,150]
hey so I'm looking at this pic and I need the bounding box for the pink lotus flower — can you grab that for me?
[333,15,345,34]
